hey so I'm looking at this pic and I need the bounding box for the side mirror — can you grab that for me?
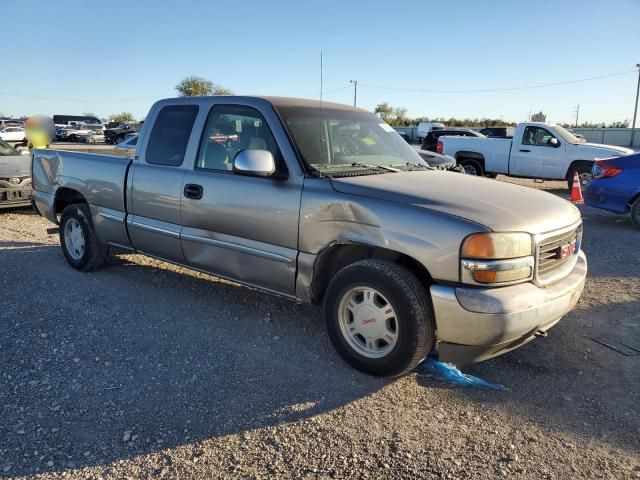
[549,137,560,147]
[233,149,276,177]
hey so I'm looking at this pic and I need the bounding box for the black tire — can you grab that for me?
[59,204,110,271]
[631,197,640,229]
[566,163,592,190]
[459,158,484,176]
[323,259,435,377]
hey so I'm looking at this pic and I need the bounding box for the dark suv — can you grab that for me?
[421,128,483,152]
[478,127,514,138]
[104,122,141,145]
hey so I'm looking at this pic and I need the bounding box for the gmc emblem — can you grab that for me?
[558,240,576,260]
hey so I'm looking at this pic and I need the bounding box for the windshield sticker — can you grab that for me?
[378,123,395,133]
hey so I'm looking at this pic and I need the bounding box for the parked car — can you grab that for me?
[76,130,106,143]
[53,115,102,128]
[67,124,105,142]
[0,126,26,143]
[114,133,138,152]
[105,122,139,145]
[416,121,445,143]
[55,126,78,141]
[0,119,24,128]
[438,122,633,188]
[421,128,484,152]
[584,153,640,228]
[0,139,32,209]
[566,128,587,143]
[415,148,465,172]
[479,127,514,138]
[32,96,587,377]
[396,131,410,143]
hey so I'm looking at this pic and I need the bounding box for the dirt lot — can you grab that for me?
[1,178,639,479]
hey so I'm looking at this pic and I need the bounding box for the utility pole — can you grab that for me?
[573,104,580,127]
[350,80,358,107]
[630,64,640,148]
[527,110,532,121]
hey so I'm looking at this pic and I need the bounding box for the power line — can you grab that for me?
[0,91,168,102]
[358,70,636,94]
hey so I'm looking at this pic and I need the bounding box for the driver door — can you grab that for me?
[180,103,302,295]
[510,126,565,178]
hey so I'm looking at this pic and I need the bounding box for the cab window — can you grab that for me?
[196,105,284,175]
[146,105,198,166]
[522,126,558,146]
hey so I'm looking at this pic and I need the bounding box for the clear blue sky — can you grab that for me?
[2,0,639,124]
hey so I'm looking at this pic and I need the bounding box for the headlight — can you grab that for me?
[460,232,534,285]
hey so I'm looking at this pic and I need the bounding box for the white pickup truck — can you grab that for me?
[438,122,633,188]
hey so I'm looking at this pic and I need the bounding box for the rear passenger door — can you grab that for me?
[127,104,199,263]
[180,103,303,295]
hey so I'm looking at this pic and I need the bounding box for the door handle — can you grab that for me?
[183,184,203,200]
[519,149,531,152]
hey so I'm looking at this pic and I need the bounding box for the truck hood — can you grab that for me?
[573,142,633,158]
[330,171,581,235]
[0,154,31,177]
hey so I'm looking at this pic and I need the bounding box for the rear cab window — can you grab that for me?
[145,105,199,166]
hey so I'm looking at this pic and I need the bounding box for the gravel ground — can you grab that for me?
[1,179,639,479]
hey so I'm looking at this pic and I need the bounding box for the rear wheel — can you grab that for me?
[459,158,484,176]
[631,197,640,229]
[59,204,110,271]
[567,164,592,190]
[323,259,434,377]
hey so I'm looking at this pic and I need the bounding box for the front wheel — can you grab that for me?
[59,204,110,271]
[631,197,640,229]
[323,259,435,377]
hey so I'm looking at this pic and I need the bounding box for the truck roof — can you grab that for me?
[155,96,369,113]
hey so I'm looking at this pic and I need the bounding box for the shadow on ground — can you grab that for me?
[0,240,387,476]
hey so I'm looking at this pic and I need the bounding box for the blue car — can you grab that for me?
[584,152,640,228]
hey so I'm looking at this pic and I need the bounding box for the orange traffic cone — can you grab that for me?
[570,171,583,203]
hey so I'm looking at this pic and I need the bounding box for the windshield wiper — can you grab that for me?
[350,162,399,172]
[390,162,434,171]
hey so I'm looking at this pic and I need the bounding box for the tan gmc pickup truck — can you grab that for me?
[32,96,587,376]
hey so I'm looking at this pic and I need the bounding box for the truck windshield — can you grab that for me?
[0,139,19,156]
[553,125,581,145]
[276,106,428,176]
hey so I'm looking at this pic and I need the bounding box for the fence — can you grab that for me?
[571,128,639,148]
[392,125,640,148]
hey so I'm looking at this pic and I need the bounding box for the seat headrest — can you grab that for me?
[248,137,267,150]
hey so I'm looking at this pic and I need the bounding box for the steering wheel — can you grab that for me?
[337,135,360,156]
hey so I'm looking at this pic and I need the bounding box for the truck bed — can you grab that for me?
[439,136,513,174]
[31,149,132,226]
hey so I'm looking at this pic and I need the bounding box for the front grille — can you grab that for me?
[536,225,581,283]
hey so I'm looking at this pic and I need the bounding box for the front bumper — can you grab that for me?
[0,178,33,209]
[431,250,587,365]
